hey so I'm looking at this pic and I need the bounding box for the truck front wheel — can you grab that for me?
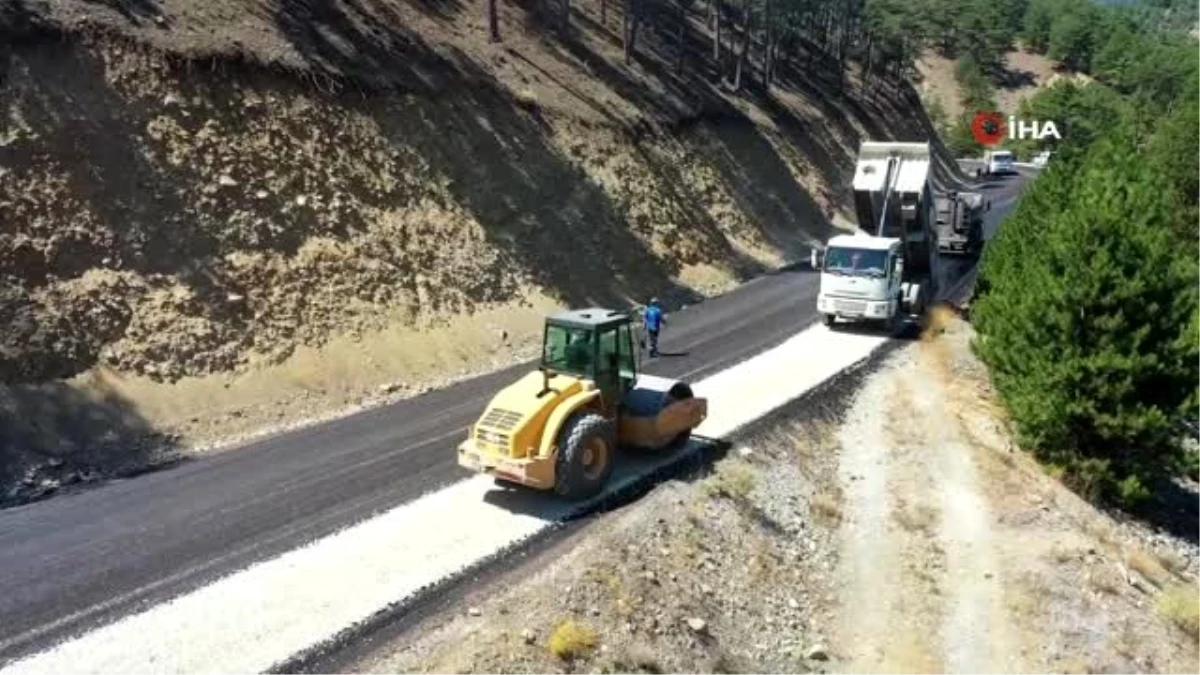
[823,314,836,328]
[554,412,616,500]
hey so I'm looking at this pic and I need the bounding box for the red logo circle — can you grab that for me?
[971,112,1006,146]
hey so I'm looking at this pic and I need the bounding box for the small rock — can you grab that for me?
[226,293,245,303]
[218,175,238,187]
[521,629,536,645]
[738,447,753,457]
[589,607,600,616]
[701,584,713,595]
[467,606,482,617]
[256,190,269,199]
[379,382,406,394]
[788,597,800,610]
[685,617,707,633]
[806,644,829,661]
[162,93,180,106]
[295,195,309,206]
[642,570,656,582]
[153,14,166,26]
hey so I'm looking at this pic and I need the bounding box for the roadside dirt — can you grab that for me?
[343,314,1199,674]
[830,310,1198,673]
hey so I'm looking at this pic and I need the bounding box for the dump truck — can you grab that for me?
[816,141,936,329]
[458,308,708,499]
[934,190,988,256]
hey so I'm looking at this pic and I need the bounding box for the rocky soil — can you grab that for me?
[346,313,1199,674]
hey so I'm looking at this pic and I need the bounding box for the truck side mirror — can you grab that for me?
[810,249,823,269]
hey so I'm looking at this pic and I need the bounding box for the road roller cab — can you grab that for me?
[457,308,708,499]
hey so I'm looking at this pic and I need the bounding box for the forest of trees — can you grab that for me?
[485,0,1012,93]
[969,1,1199,507]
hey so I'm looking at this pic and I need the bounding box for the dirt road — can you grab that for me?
[836,341,1019,673]
[832,314,1198,674]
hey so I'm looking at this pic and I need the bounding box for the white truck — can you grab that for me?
[982,149,1016,176]
[816,141,935,329]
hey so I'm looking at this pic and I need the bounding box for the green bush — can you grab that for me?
[972,127,1199,504]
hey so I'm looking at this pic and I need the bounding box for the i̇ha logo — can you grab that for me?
[970,111,1061,145]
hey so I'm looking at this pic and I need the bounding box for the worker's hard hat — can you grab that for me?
[650,297,660,305]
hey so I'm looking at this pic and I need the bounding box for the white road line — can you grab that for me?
[2,324,887,675]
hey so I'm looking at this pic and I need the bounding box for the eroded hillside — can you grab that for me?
[1,0,947,497]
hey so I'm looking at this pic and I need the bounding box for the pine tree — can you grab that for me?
[973,129,1199,504]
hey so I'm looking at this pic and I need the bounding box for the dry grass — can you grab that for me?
[1126,548,1174,589]
[893,498,938,534]
[1007,572,1053,618]
[810,491,842,526]
[1086,565,1123,596]
[1050,657,1094,674]
[1156,550,1190,577]
[1111,619,1141,659]
[704,461,757,502]
[1156,585,1200,640]
[1049,543,1080,565]
[547,620,598,661]
[1083,517,1116,548]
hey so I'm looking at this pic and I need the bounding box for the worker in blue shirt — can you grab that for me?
[643,298,666,357]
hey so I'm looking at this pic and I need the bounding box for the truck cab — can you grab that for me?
[984,150,1016,176]
[816,234,905,327]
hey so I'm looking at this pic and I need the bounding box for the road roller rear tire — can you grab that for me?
[667,383,695,447]
[554,412,616,499]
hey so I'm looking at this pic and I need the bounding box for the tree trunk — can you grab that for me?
[677,3,688,74]
[560,0,570,36]
[624,0,640,64]
[733,4,751,91]
[713,6,721,66]
[762,0,772,89]
[863,33,873,87]
[488,0,501,42]
[601,0,607,26]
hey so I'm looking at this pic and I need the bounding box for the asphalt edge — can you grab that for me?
[279,338,905,674]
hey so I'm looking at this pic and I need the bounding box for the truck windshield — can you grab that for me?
[993,152,1012,162]
[824,247,888,278]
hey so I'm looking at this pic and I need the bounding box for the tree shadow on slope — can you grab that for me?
[368,49,701,309]
[274,0,465,86]
[270,0,701,307]
[1127,479,1200,545]
[0,380,179,508]
[537,10,838,255]
[80,0,164,25]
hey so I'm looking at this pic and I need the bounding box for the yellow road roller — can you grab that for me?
[457,307,708,499]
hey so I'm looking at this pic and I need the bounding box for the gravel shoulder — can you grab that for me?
[830,311,1197,674]
[341,312,1198,674]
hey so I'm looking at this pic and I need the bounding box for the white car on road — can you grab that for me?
[983,150,1016,176]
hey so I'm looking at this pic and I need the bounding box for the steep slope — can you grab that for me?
[0,0,950,494]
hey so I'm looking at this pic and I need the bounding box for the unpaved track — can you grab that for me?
[835,344,1021,673]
